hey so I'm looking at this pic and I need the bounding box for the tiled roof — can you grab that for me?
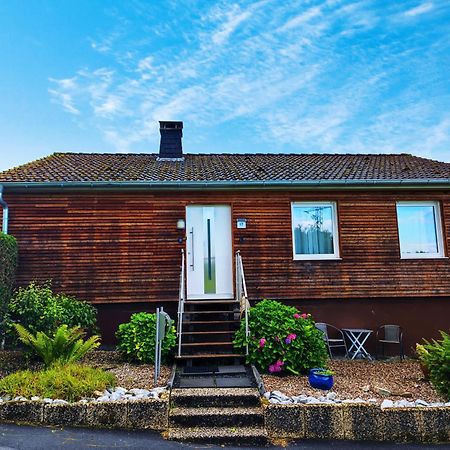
[0,152,449,184]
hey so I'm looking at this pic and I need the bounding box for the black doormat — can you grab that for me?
[173,365,257,389]
[183,365,218,374]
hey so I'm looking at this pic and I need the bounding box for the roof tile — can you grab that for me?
[0,152,449,184]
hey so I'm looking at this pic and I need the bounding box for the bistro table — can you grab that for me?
[342,328,373,360]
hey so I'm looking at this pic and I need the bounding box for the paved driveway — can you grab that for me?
[0,424,446,449]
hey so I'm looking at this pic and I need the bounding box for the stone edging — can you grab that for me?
[265,403,450,443]
[0,398,168,431]
[1,397,449,443]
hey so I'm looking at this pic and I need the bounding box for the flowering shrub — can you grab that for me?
[234,299,328,375]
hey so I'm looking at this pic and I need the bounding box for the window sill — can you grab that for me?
[400,255,448,260]
[293,257,342,261]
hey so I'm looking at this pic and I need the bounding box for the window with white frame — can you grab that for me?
[396,201,445,258]
[291,202,339,260]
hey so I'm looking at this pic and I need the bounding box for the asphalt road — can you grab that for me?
[0,424,448,450]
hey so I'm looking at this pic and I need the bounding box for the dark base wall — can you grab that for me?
[97,297,450,356]
[97,301,178,346]
[289,297,450,356]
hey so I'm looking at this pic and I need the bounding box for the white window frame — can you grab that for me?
[396,201,445,259]
[291,201,340,260]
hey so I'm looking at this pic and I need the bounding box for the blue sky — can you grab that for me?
[1,0,449,172]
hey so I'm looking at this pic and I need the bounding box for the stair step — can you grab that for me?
[182,331,235,335]
[169,406,264,428]
[185,310,233,314]
[182,320,240,325]
[185,300,238,304]
[175,353,242,360]
[181,341,233,347]
[167,426,268,445]
[170,388,260,408]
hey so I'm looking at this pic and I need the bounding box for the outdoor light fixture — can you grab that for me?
[176,219,186,230]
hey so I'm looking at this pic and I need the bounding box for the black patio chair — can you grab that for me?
[315,322,348,359]
[375,325,404,360]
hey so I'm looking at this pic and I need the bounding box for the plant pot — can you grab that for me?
[308,368,334,390]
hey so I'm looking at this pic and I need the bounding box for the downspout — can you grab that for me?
[0,185,9,234]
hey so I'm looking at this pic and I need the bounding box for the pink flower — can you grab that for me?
[259,338,266,348]
[293,313,300,319]
[275,336,280,342]
[285,333,297,344]
[300,313,308,319]
[269,360,284,373]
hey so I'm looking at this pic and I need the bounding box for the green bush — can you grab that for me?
[116,312,176,363]
[14,324,101,367]
[234,299,328,375]
[0,233,18,348]
[8,281,97,336]
[418,330,450,401]
[0,364,115,402]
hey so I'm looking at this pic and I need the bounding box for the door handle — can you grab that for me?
[189,227,194,269]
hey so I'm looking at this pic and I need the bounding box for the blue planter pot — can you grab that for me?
[308,368,334,390]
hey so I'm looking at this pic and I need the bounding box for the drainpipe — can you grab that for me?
[0,185,9,234]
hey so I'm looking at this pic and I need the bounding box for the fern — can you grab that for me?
[14,324,100,367]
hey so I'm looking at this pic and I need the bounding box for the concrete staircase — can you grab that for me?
[167,387,268,445]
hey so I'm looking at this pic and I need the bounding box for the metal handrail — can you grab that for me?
[236,250,250,356]
[176,249,186,357]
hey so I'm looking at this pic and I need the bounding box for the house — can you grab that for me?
[0,121,449,357]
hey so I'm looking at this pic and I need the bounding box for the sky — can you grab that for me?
[0,0,449,172]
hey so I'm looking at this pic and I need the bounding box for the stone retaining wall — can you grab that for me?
[0,398,449,443]
[265,403,450,443]
[0,398,168,431]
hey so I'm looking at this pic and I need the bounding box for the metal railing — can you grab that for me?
[176,249,186,357]
[235,250,250,355]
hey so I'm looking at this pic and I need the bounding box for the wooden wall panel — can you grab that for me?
[2,189,450,304]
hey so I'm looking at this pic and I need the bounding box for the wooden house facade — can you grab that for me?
[0,122,449,356]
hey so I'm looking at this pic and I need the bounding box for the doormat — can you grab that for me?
[173,365,256,389]
[183,365,219,374]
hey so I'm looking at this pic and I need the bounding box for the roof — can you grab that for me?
[0,152,449,188]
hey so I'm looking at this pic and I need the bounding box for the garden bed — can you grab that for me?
[262,359,443,403]
[0,350,172,389]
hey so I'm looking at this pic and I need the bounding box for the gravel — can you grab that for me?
[0,350,172,389]
[261,359,444,403]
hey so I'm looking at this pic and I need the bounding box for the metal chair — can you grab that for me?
[315,322,348,359]
[375,325,404,360]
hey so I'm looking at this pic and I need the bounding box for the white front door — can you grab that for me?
[186,205,233,299]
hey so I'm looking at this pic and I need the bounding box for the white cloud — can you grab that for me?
[278,6,322,32]
[47,0,450,162]
[404,2,433,17]
[211,7,252,45]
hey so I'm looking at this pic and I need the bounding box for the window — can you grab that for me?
[396,201,445,259]
[291,202,339,260]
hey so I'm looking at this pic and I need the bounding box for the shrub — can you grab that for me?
[8,281,97,336]
[14,324,100,367]
[116,312,176,363]
[418,330,450,400]
[0,364,115,402]
[234,299,328,375]
[0,233,18,348]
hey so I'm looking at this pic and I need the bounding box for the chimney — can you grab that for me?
[158,121,183,159]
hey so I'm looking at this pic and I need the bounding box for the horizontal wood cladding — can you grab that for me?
[2,189,450,304]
